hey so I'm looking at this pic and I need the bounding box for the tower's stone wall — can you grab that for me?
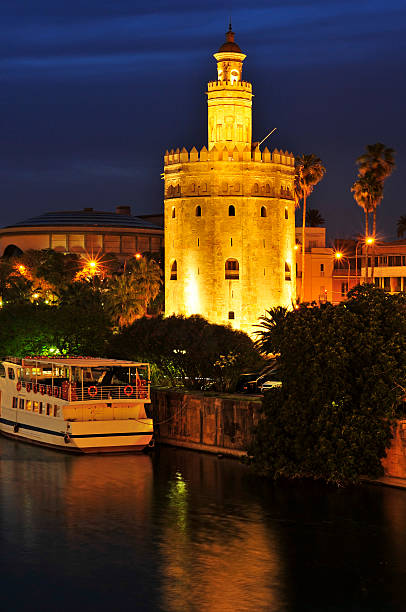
[164,29,296,337]
[164,147,296,336]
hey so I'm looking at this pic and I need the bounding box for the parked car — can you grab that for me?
[235,372,262,394]
[257,364,282,393]
[260,379,282,392]
[235,360,280,394]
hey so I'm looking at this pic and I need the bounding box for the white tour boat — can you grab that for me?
[0,356,154,453]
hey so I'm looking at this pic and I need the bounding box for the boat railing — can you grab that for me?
[17,380,150,402]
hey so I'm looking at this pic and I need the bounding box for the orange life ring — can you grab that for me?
[33,383,38,394]
[88,386,98,397]
[26,382,31,393]
[124,385,133,397]
[40,385,45,395]
[47,385,52,396]
[16,381,22,392]
[53,387,60,398]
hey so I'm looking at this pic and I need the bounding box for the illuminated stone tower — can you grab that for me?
[164,26,296,336]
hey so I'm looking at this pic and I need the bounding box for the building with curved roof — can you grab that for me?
[0,206,163,260]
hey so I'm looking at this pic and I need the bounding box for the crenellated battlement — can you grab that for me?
[207,80,252,92]
[163,145,295,167]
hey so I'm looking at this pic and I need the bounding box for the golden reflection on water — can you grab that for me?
[0,440,284,611]
[159,456,285,612]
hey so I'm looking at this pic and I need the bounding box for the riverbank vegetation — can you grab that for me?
[0,249,262,392]
[108,314,263,392]
[250,285,406,485]
[0,248,163,355]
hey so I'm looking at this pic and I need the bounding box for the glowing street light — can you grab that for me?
[334,251,350,295]
[355,236,375,283]
[135,253,142,260]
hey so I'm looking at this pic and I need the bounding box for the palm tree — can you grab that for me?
[306,208,325,227]
[295,154,326,302]
[397,215,406,239]
[107,274,144,328]
[254,306,288,355]
[356,143,395,279]
[129,257,162,316]
[351,173,382,282]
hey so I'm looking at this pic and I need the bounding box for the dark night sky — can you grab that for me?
[1,0,405,241]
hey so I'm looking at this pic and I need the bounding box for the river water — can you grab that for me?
[1,437,406,612]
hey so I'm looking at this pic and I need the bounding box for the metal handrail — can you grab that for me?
[17,380,150,402]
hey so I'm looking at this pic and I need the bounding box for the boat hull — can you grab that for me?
[0,413,154,454]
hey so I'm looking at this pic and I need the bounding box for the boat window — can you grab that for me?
[39,402,43,414]
[0,364,5,378]
[19,399,24,410]
[33,401,39,413]
[12,397,18,409]
[46,404,52,416]
[8,368,15,380]
[54,405,59,417]
[26,400,32,411]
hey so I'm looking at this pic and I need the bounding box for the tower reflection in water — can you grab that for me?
[154,449,286,612]
[1,439,285,611]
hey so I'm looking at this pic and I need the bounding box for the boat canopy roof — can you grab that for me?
[5,357,147,368]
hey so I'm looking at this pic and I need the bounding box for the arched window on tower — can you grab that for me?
[228,204,235,216]
[172,207,176,219]
[253,183,259,194]
[285,207,288,220]
[230,69,239,84]
[170,260,177,280]
[196,205,201,217]
[285,262,291,281]
[260,206,267,217]
[265,183,271,194]
[225,259,239,280]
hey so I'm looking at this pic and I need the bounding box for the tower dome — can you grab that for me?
[217,25,243,54]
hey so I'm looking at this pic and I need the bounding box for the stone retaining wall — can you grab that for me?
[151,388,262,457]
[152,390,406,478]
[381,420,406,478]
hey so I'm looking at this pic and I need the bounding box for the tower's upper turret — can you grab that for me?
[213,24,246,83]
[207,25,252,150]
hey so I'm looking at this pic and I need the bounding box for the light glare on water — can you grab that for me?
[1,437,406,611]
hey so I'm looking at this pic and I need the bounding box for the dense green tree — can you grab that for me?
[0,302,111,357]
[0,259,32,305]
[14,249,81,298]
[108,315,263,392]
[295,154,326,302]
[249,285,406,485]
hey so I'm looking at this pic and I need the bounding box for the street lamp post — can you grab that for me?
[335,251,350,296]
[355,237,375,284]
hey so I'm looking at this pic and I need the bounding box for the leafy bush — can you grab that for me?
[0,301,111,357]
[107,314,263,392]
[249,285,406,485]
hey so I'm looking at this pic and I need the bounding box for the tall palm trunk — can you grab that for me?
[364,209,369,283]
[301,193,307,302]
[371,211,376,279]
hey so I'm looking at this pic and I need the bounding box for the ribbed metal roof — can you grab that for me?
[2,210,163,230]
